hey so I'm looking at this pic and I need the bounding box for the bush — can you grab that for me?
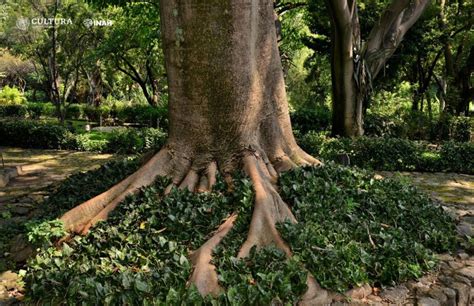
[65,104,84,120]
[364,112,406,138]
[450,117,471,142]
[24,162,456,303]
[116,105,168,129]
[27,103,44,119]
[299,132,473,174]
[74,133,110,152]
[290,106,331,134]
[0,85,26,105]
[107,128,167,154]
[439,141,474,173]
[0,104,28,118]
[0,119,167,154]
[84,105,101,122]
[0,120,74,149]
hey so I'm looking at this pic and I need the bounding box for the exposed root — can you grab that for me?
[188,214,237,296]
[299,275,332,305]
[238,153,296,257]
[60,149,173,234]
[59,142,328,302]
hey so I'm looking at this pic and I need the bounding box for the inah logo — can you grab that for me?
[16,17,30,31]
[83,19,113,28]
[83,19,93,28]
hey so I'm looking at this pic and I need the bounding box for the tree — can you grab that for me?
[3,0,93,122]
[327,0,430,136]
[96,1,165,107]
[59,0,324,300]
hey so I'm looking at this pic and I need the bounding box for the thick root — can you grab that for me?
[60,143,328,302]
[299,275,333,305]
[60,149,174,234]
[238,154,296,257]
[188,214,237,296]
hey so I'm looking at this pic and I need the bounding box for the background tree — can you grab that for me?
[326,0,430,137]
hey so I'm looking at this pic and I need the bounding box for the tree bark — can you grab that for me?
[60,0,322,300]
[329,0,430,137]
[327,0,364,137]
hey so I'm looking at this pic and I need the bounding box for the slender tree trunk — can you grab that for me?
[327,0,364,137]
[87,60,103,107]
[328,0,430,137]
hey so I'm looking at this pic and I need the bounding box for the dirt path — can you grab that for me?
[0,147,117,303]
[0,147,116,204]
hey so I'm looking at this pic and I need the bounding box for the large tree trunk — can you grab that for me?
[59,0,324,301]
[329,0,430,137]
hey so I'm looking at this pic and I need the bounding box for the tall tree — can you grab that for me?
[60,0,324,301]
[327,0,430,136]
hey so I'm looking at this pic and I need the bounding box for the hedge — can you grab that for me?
[299,132,474,174]
[0,120,167,154]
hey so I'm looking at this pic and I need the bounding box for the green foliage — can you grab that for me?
[279,164,456,292]
[107,127,167,154]
[0,120,74,149]
[299,132,474,174]
[290,105,331,134]
[84,105,108,122]
[26,220,66,246]
[26,103,44,119]
[74,132,110,152]
[116,104,168,130]
[0,119,167,154]
[0,103,27,117]
[450,117,472,142]
[24,160,457,303]
[439,141,474,174]
[65,104,84,120]
[0,85,26,105]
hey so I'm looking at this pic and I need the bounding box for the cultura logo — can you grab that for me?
[16,17,30,31]
[31,18,73,26]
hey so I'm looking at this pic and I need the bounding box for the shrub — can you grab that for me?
[290,106,331,133]
[84,105,101,122]
[65,104,83,120]
[27,103,44,119]
[0,119,167,154]
[439,141,474,174]
[116,105,168,129]
[0,85,26,105]
[74,133,109,152]
[298,132,473,174]
[364,112,406,138]
[106,128,167,154]
[0,120,74,149]
[41,103,56,117]
[450,117,471,142]
[0,104,28,118]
